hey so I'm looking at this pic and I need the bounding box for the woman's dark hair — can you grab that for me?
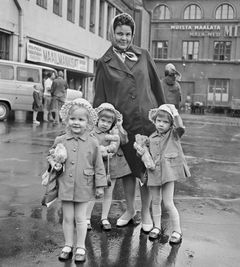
[113,13,135,34]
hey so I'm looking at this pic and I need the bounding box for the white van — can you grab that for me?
[0,60,82,121]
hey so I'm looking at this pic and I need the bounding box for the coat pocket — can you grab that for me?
[83,169,95,185]
[164,152,181,166]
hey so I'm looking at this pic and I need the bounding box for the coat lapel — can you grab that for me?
[103,45,142,75]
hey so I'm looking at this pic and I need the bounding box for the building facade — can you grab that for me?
[143,0,240,112]
[0,0,149,102]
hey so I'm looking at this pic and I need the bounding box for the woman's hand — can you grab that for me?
[95,187,104,199]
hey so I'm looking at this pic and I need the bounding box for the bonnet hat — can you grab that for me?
[148,104,174,124]
[95,103,122,123]
[60,98,98,128]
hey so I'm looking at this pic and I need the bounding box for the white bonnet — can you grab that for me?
[148,104,174,123]
[60,98,98,127]
[95,103,122,122]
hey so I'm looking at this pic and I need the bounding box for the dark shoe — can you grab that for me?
[75,247,86,263]
[101,219,112,231]
[87,219,92,231]
[58,246,73,261]
[149,227,161,240]
[169,231,182,245]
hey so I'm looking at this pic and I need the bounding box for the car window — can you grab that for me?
[0,64,14,80]
[17,67,40,82]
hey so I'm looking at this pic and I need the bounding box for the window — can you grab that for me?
[213,41,231,60]
[216,4,234,19]
[99,0,105,37]
[0,65,14,80]
[152,41,168,59]
[153,5,170,20]
[79,0,86,28]
[208,79,229,103]
[182,41,199,60]
[17,67,40,83]
[36,0,47,9]
[53,0,62,16]
[0,32,10,60]
[89,0,96,33]
[184,4,202,19]
[106,4,114,40]
[67,0,75,23]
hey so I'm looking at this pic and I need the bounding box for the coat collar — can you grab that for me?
[102,45,142,75]
[66,131,88,141]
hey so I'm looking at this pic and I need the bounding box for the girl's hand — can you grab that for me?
[133,142,145,156]
[95,187,104,199]
[54,162,62,171]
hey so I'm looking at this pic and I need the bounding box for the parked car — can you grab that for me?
[0,60,82,121]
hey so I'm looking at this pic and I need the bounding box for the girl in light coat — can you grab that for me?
[51,98,107,263]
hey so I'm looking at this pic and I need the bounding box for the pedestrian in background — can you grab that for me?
[43,71,55,122]
[86,103,131,231]
[162,63,182,110]
[93,13,165,233]
[51,70,68,124]
[136,104,190,243]
[52,98,107,263]
[32,84,43,125]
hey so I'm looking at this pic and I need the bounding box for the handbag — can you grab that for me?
[41,167,59,207]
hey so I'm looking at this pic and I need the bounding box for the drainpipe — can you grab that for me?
[13,0,24,62]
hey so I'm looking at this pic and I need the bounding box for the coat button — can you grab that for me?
[71,161,74,165]
[73,148,76,152]
[69,173,73,177]
[131,95,136,99]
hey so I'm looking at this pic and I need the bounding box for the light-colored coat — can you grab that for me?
[94,45,166,177]
[147,127,191,186]
[53,132,107,202]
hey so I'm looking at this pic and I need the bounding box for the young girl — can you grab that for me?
[135,104,190,244]
[86,103,131,231]
[32,84,43,125]
[51,98,107,263]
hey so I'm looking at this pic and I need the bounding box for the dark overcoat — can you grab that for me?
[93,45,165,177]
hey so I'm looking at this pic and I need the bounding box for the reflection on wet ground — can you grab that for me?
[0,114,240,266]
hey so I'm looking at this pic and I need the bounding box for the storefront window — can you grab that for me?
[153,5,170,20]
[89,0,96,33]
[0,32,10,60]
[182,41,199,60]
[184,4,202,20]
[216,4,234,20]
[99,0,105,37]
[213,41,231,61]
[79,0,86,28]
[36,0,47,9]
[152,41,168,59]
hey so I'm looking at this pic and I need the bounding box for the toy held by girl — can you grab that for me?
[50,98,107,263]
[86,103,131,231]
[32,84,43,125]
[135,104,190,244]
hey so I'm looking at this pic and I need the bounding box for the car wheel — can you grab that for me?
[0,102,10,121]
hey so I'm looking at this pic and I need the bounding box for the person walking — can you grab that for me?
[51,70,68,124]
[93,13,165,232]
[135,104,190,243]
[161,63,182,110]
[86,103,131,231]
[43,71,55,122]
[32,84,43,125]
[50,98,107,263]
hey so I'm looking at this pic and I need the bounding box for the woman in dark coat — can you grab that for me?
[93,13,165,232]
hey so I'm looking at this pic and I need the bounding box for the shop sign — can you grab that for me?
[27,42,88,72]
[170,24,239,38]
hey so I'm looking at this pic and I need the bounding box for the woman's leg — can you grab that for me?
[101,179,116,220]
[162,182,181,233]
[149,186,162,229]
[62,201,75,247]
[75,202,89,249]
[119,174,136,220]
[140,183,152,225]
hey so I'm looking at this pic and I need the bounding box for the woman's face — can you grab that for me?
[113,25,133,51]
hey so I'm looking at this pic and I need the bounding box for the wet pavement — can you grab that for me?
[0,113,240,266]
